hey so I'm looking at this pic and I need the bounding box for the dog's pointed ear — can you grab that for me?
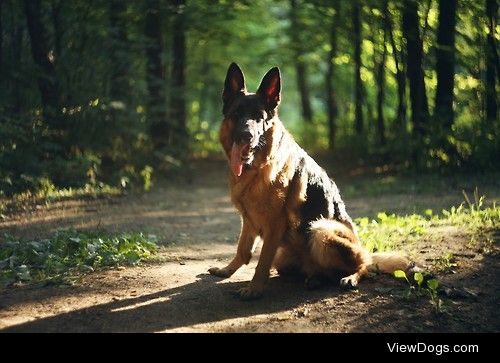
[257,67,281,110]
[223,62,246,114]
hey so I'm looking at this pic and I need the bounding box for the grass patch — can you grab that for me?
[432,252,458,273]
[357,194,499,253]
[0,229,158,288]
[357,212,429,252]
[0,181,122,217]
[434,191,499,233]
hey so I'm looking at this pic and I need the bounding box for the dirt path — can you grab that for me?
[0,160,498,332]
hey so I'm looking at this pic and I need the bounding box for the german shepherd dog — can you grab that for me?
[209,63,410,299]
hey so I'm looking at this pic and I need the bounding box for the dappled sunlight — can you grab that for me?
[0,262,327,332]
[110,295,174,313]
[0,0,498,333]
[0,165,498,331]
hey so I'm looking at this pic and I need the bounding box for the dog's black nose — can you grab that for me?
[236,131,252,144]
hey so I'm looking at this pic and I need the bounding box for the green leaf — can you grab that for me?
[0,229,157,286]
[79,265,94,273]
[16,265,31,281]
[427,279,439,291]
[377,212,388,222]
[393,270,407,279]
[414,272,424,286]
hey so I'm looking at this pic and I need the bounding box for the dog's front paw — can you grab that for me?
[208,267,233,278]
[237,284,264,300]
[340,274,359,289]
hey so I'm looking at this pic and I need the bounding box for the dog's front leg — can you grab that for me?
[209,218,257,278]
[238,220,285,300]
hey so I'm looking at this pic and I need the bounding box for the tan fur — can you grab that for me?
[210,65,411,298]
[308,219,409,279]
[369,252,411,273]
[309,219,366,270]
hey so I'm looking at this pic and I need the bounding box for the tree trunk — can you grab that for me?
[325,2,341,150]
[434,0,457,131]
[145,0,169,151]
[376,0,388,146]
[353,0,363,135]
[24,0,64,128]
[290,0,313,123]
[402,0,429,138]
[0,0,3,78]
[485,0,498,125]
[50,0,62,57]
[170,0,187,148]
[109,0,129,102]
[11,24,23,115]
[388,13,407,131]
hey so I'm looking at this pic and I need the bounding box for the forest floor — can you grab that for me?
[0,159,499,332]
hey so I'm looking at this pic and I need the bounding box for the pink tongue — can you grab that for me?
[230,142,249,177]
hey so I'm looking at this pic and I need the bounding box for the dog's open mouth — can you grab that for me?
[230,142,252,177]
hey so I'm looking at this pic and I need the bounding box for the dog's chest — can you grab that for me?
[230,171,287,221]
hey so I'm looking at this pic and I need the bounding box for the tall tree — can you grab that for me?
[434,0,457,132]
[325,2,341,150]
[0,0,3,78]
[170,0,187,147]
[290,0,313,123]
[109,0,129,102]
[402,0,429,138]
[485,0,498,125]
[50,0,62,57]
[11,22,24,115]
[24,0,64,128]
[388,11,407,131]
[376,0,389,146]
[353,0,363,135]
[145,0,169,151]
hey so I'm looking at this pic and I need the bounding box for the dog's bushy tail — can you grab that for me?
[309,219,369,271]
[309,219,411,274]
[369,252,411,274]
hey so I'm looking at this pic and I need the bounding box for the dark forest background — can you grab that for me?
[0,0,498,196]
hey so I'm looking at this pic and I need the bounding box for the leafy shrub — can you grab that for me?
[0,229,158,288]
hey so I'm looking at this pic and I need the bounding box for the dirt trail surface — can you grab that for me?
[0,160,498,332]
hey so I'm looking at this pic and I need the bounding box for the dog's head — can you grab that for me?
[220,62,281,177]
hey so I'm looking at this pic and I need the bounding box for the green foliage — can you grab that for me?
[393,269,409,281]
[432,252,458,273]
[414,271,424,287]
[140,165,154,192]
[357,193,499,253]
[426,279,444,314]
[393,270,445,314]
[356,212,429,252]
[0,0,498,197]
[366,194,497,313]
[0,229,158,288]
[437,193,499,233]
[0,182,121,216]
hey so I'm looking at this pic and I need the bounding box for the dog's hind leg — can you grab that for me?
[209,219,257,278]
[339,264,369,288]
[309,219,371,288]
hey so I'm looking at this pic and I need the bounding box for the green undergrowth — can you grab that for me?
[0,181,122,217]
[0,229,158,288]
[357,192,499,253]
